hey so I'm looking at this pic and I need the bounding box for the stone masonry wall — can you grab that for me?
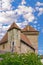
[26,35,38,54]
[8,29,20,53]
[21,42,34,53]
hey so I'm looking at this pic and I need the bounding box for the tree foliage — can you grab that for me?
[0,52,42,65]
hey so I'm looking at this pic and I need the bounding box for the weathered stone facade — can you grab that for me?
[0,23,39,54]
[27,35,38,53]
[21,26,39,54]
[8,29,21,53]
[21,32,38,54]
[21,42,34,53]
[0,42,10,52]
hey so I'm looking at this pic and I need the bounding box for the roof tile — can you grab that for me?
[8,22,20,31]
[0,33,8,44]
[0,23,35,49]
[21,33,34,49]
[21,25,38,32]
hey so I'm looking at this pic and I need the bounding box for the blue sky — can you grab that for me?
[0,0,43,55]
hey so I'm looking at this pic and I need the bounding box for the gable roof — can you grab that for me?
[0,33,8,44]
[0,32,35,50]
[8,22,20,31]
[21,33,35,50]
[21,25,38,32]
[0,23,37,50]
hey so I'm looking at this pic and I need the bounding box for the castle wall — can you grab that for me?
[20,42,34,53]
[8,29,20,53]
[21,31,39,54]
[0,42,11,52]
[26,35,38,54]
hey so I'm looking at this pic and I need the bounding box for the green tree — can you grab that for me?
[0,52,43,65]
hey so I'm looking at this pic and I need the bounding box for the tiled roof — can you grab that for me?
[0,33,8,44]
[8,22,20,31]
[21,25,38,32]
[0,32,34,49]
[21,33,35,49]
[0,23,36,50]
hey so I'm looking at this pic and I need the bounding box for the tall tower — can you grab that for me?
[8,23,21,53]
[21,25,39,54]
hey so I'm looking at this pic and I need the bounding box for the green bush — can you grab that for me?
[0,52,43,65]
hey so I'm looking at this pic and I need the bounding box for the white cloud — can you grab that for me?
[0,24,2,28]
[1,0,14,39]
[23,13,35,22]
[0,33,5,37]
[18,5,34,14]
[0,0,17,39]
[2,25,10,30]
[17,21,28,28]
[16,23,22,28]
[0,11,18,24]
[36,2,43,16]
[36,7,43,16]
[21,0,26,5]
[15,5,35,22]
[0,0,36,39]
[0,32,6,40]
[38,8,43,16]
[16,23,23,29]
[0,0,12,11]
[0,4,35,24]
[34,21,37,24]
[33,25,37,30]
[36,2,43,6]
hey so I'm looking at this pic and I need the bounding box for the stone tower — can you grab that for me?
[8,23,21,53]
[21,25,39,54]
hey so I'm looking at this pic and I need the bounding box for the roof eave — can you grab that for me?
[21,39,35,51]
[0,41,8,45]
[7,27,21,31]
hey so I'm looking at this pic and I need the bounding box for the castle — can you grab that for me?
[0,22,39,54]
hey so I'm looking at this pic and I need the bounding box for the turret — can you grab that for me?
[8,22,21,53]
[21,25,39,54]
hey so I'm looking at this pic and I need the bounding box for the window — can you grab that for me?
[12,41,14,52]
[3,44,5,49]
[12,42,14,46]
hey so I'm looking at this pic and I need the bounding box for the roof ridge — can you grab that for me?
[0,32,35,49]
[21,25,38,32]
[8,22,20,31]
[21,33,35,49]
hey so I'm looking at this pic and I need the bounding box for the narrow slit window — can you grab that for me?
[3,44,5,49]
